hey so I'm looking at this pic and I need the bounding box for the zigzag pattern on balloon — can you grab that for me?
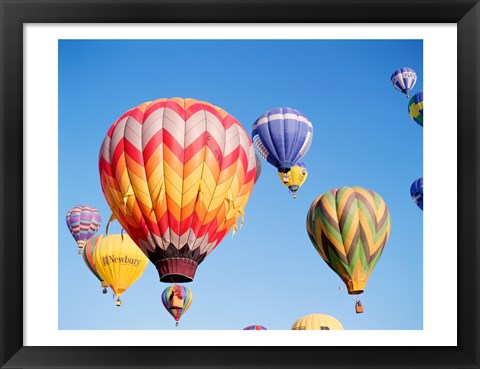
[306,186,391,294]
[99,97,256,282]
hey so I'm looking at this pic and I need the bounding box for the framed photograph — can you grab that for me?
[0,0,478,368]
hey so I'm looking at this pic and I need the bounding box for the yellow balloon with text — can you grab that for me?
[93,234,148,306]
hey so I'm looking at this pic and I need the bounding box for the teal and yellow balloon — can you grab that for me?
[306,186,391,295]
[408,90,423,127]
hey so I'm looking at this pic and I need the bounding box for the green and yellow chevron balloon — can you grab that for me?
[306,186,391,295]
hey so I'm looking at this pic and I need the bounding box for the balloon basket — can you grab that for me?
[115,298,122,307]
[355,300,364,314]
[175,322,179,327]
[102,288,108,294]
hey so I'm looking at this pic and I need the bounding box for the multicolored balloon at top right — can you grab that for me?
[408,90,423,127]
[391,67,417,98]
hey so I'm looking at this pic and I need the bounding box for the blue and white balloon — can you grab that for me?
[252,107,313,173]
[391,67,417,98]
[410,177,423,210]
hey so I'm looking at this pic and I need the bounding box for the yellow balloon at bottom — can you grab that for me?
[278,164,308,198]
[291,314,343,330]
[93,234,148,306]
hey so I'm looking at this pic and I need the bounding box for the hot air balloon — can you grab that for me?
[252,107,313,176]
[66,205,101,254]
[306,186,391,295]
[93,234,148,306]
[99,98,256,283]
[243,325,267,330]
[408,90,423,127]
[161,284,192,326]
[82,234,109,294]
[291,314,343,330]
[410,177,423,210]
[277,162,308,198]
[391,67,417,98]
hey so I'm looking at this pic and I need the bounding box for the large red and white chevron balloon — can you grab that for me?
[99,98,256,283]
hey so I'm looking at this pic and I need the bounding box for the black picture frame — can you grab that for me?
[1,1,478,368]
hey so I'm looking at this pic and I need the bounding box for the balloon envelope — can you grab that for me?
[291,314,343,330]
[99,98,256,283]
[161,284,192,322]
[82,235,109,292]
[277,162,308,197]
[93,234,148,301]
[252,107,313,172]
[243,325,267,330]
[391,67,417,97]
[66,205,101,251]
[410,177,423,210]
[408,90,423,127]
[306,186,391,294]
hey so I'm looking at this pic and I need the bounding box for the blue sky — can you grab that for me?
[58,39,423,330]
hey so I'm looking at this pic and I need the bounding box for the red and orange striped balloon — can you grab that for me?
[99,98,256,283]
